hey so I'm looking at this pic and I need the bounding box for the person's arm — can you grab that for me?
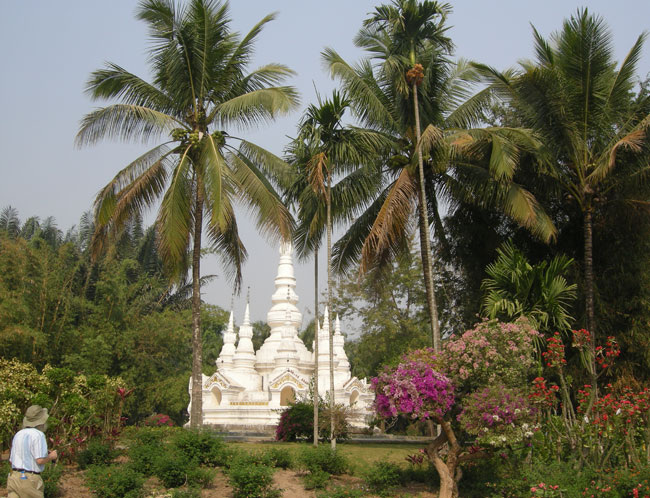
[35,450,57,465]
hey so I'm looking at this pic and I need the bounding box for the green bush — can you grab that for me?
[171,429,226,466]
[85,464,144,498]
[302,469,330,490]
[77,440,116,469]
[363,460,404,496]
[228,461,281,498]
[42,463,63,498]
[152,450,191,488]
[170,488,201,498]
[127,442,160,476]
[298,445,348,475]
[265,447,293,469]
[316,487,364,498]
[0,460,10,487]
[186,466,216,488]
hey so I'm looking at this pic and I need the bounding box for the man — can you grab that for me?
[7,405,58,498]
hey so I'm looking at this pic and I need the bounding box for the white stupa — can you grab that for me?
[189,242,374,429]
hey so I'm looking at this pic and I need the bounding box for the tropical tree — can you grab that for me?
[325,1,554,348]
[0,206,20,238]
[76,0,297,427]
[481,242,577,336]
[478,9,650,382]
[283,97,383,446]
[292,90,384,448]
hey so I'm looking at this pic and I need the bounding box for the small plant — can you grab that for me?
[264,447,293,469]
[186,466,216,488]
[170,488,201,498]
[0,460,10,487]
[316,487,363,498]
[298,445,348,475]
[42,463,63,498]
[143,413,174,427]
[228,461,281,498]
[303,469,330,490]
[153,450,191,488]
[363,460,404,496]
[85,464,145,498]
[276,401,314,441]
[77,440,117,469]
[171,429,227,466]
[127,442,160,476]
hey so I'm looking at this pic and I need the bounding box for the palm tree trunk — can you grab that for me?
[190,191,205,429]
[327,171,336,450]
[583,208,598,388]
[313,246,319,447]
[413,82,441,352]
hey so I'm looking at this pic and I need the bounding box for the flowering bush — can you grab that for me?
[458,385,537,446]
[373,360,454,420]
[143,413,174,427]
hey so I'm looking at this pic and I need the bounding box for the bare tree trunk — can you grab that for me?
[190,192,204,429]
[313,246,319,447]
[327,172,336,450]
[413,82,441,352]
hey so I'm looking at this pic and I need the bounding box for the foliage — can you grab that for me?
[152,449,191,488]
[170,429,227,466]
[362,460,404,496]
[302,469,330,490]
[0,460,9,487]
[85,464,144,498]
[316,487,364,498]
[143,414,174,427]
[170,489,201,498]
[227,460,281,498]
[276,401,314,441]
[298,445,349,475]
[42,463,63,498]
[481,243,577,335]
[76,440,117,469]
[264,447,293,469]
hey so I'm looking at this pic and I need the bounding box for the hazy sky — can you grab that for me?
[1,1,649,328]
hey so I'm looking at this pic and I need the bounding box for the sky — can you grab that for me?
[1,1,649,329]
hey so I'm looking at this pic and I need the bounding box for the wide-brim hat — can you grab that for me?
[22,405,49,428]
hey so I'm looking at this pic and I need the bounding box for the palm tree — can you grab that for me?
[76,0,297,427]
[481,242,577,336]
[478,8,650,382]
[324,6,555,345]
[293,90,385,449]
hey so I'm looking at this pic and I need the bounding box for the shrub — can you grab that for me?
[127,442,160,476]
[143,413,174,427]
[171,429,227,466]
[318,404,351,442]
[316,487,363,498]
[42,463,63,498]
[228,461,281,498]
[303,469,330,489]
[186,466,216,488]
[0,460,10,487]
[275,401,313,441]
[85,464,144,498]
[170,488,201,498]
[77,440,116,469]
[265,447,293,469]
[152,450,191,488]
[298,445,348,475]
[363,460,404,496]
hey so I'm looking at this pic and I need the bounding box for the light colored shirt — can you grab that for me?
[9,428,48,472]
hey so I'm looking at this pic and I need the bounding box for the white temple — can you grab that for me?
[189,242,374,430]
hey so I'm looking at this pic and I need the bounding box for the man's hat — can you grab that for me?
[22,405,49,428]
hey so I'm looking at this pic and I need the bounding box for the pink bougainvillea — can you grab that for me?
[372,359,455,420]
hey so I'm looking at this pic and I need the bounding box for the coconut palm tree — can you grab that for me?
[292,90,385,448]
[76,0,297,427]
[324,6,555,346]
[478,8,650,382]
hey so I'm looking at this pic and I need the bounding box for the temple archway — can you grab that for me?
[349,390,359,406]
[211,387,222,406]
[280,386,296,406]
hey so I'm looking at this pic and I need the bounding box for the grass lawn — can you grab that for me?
[233,440,426,474]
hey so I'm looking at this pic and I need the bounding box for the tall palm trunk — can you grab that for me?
[327,171,336,450]
[313,246,319,446]
[412,80,441,352]
[190,190,204,429]
[583,207,598,391]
